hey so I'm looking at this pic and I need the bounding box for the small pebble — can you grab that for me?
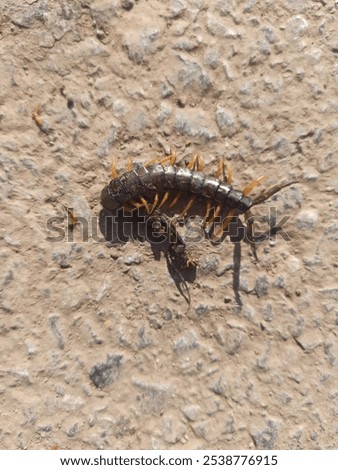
[295,210,319,231]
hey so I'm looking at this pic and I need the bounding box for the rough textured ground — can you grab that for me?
[1,0,338,450]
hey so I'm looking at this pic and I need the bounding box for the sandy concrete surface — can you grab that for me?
[0,0,338,450]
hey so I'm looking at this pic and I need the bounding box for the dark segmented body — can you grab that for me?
[101,163,253,214]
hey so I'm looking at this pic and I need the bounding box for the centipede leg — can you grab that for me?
[145,153,177,167]
[169,192,182,209]
[111,157,118,178]
[150,192,159,213]
[215,160,233,184]
[213,208,235,239]
[179,196,196,218]
[129,197,151,214]
[126,157,133,171]
[205,203,222,227]
[203,199,212,224]
[187,154,204,172]
[158,191,170,209]
[243,176,267,196]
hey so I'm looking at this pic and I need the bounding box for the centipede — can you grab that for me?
[100,153,298,298]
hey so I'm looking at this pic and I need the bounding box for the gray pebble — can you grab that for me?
[173,330,199,353]
[90,0,118,26]
[66,423,78,438]
[162,309,173,321]
[162,415,186,444]
[96,126,118,157]
[302,167,320,182]
[274,137,296,159]
[261,26,279,44]
[89,354,123,389]
[195,304,210,316]
[295,210,319,231]
[285,16,308,41]
[11,3,45,29]
[319,152,335,173]
[319,288,338,301]
[124,253,142,265]
[273,275,285,289]
[182,404,201,422]
[251,420,279,449]
[127,109,147,135]
[175,55,212,92]
[192,419,220,443]
[137,326,153,349]
[49,316,65,349]
[173,39,198,51]
[156,102,172,125]
[133,379,169,415]
[112,99,129,118]
[206,13,241,38]
[199,254,219,275]
[148,317,163,330]
[160,81,173,98]
[294,332,322,352]
[175,110,217,140]
[255,276,270,297]
[225,329,244,355]
[215,105,237,137]
[204,49,221,69]
[169,0,187,18]
[263,303,274,321]
[209,374,228,397]
[123,27,163,64]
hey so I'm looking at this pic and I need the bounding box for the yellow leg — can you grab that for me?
[214,209,235,237]
[158,191,170,209]
[205,204,222,226]
[226,164,233,184]
[243,176,267,196]
[169,192,182,209]
[150,192,159,213]
[187,154,204,171]
[129,197,151,214]
[144,153,177,167]
[204,199,211,221]
[111,157,118,178]
[215,160,233,184]
[215,159,223,178]
[129,199,142,209]
[140,197,150,214]
[179,196,196,218]
[126,157,133,171]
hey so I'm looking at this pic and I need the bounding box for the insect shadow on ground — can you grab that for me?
[98,207,273,306]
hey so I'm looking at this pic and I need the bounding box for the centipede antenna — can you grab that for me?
[252,179,299,206]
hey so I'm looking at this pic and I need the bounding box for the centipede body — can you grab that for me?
[101,162,253,219]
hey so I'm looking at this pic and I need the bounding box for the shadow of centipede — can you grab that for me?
[99,208,197,305]
[98,206,276,307]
